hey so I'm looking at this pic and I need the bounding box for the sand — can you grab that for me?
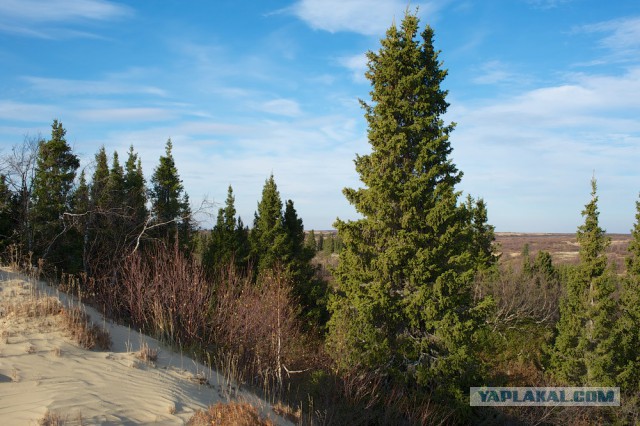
[0,268,289,425]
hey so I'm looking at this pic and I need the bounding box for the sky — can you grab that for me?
[0,0,639,233]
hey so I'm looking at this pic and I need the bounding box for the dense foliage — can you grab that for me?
[327,13,495,403]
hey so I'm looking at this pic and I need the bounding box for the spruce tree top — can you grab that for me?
[345,13,460,231]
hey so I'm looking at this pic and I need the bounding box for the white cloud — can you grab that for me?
[575,16,640,63]
[526,0,573,10]
[76,107,173,122]
[23,76,167,97]
[450,67,640,232]
[0,0,131,23]
[0,101,57,122]
[338,53,368,83]
[0,0,132,38]
[289,0,442,36]
[472,60,530,86]
[257,99,302,117]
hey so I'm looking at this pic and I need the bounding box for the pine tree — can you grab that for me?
[613,195,640,392]
[205,185,249,273]
[251,174,287,272]
[90,147,110,211]
[305,229,317,252]
[326,13,491,400]
[149,139,191,249]
[31,120,80,270]
[468,196,497,271]
[123,146,148,247]
[548,178,616,385]
[0,175,13,250]
[70,170,89,272]
[282,199,326,327]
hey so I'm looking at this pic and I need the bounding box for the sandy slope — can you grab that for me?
[0,268,289,425]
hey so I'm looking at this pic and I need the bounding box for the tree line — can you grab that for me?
[1,11,639,424]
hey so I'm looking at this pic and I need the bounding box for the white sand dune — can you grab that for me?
[0,268,290,425]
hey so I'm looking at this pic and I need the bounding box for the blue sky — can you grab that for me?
[0,0,639,233]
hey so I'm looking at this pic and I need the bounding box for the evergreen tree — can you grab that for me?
[251,174,287,272]
[326,13,491,401]
[123,146,148,246]
[282,199,327,327]
[86,147,113,276]
[317,233,324,251]
[149,139,191,249]
[69,170,89,272]
[90,147,110,211]
[0,175,13,250]
[548,178,616,385]
[305,229,317,252]
[205,185,249,273]
[30,120,80,270]
[468,196,497,271]
[613,195,640,391]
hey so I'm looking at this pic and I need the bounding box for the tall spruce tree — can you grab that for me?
[31,120,80,270]
[251,174,287,272]
[547,178,616,385]
[326,13,491,400]
[149,139,191,249]
[205,185,249,273]
[123,146,148,246]
[613,195,640,391]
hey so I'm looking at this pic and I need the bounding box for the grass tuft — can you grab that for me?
[60,308,112,351]
[187,401,275,426]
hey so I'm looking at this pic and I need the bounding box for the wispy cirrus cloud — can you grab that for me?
[256,99,302,117]
[0,0,132,38]
[288,0,444,36]
[22,76,167,97]
[472,60,532,86]
[575,16,640,63]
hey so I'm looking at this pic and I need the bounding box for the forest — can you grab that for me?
[0,12,639,425]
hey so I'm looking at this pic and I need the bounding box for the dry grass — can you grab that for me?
[38,410,83,426]
[135,341,158,364]
[60,307,111,351]
[495,232,632,272]
[187,401,275,426]
[2,296,62,318]
[272,401,301,424]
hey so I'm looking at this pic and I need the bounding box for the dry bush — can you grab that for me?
[474,266,562,326]
[39,410,65,426]
[118,243,213,348]
[212,265,303,393]
[38,410,83,426]
[60,307,111,351]
[3,297,62,318]
[272,401,301,424]
[187,401,274,426]
[136,341,158,364]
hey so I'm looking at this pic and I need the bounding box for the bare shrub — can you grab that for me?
[118,243,213,348]
[187,401,275,426]
[39,410,66,426]
[474,266,562,326]
[38,410,83,426]
[211,265,303,394]
[60,307,111,351]
[4,297,62,318]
